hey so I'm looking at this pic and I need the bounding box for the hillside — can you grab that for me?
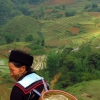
[2,12,100,47]
[0,0,100,47]
[40,13,100,47]
[1,15,42,42]
[65,80,100,100]
[1,76,100,100]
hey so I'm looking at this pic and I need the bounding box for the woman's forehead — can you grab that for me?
[8,62,17,69]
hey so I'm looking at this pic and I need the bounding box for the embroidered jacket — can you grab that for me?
[10,71,48,100]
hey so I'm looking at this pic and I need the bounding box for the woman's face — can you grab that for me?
[8,62,26,81]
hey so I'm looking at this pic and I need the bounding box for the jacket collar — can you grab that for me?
[18,71,35,81]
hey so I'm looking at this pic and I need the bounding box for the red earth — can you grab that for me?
[88,12,100,18]
[50,73,60,89]
[52,0,76,4]
[0,49,9,58]
[45,9,53,13]
[68,27,80,34]
[44,0,76,5]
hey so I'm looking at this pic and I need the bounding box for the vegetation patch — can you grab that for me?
[45,9,53,13]
[1,15,41,43]
[65,80,100,100]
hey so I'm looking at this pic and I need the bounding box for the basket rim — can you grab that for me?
[41,90,78,100]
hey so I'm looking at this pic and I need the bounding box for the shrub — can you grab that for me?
[65,10,76,17]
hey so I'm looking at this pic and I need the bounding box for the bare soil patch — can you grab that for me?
[0,49,9,58]
[68,27,80,34]
[45,9,53,13]
[88,12,100,17]
[44,0,76,5]
[50,73,60,89]
[53,0,75,4]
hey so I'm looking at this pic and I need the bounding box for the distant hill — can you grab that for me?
[1,0,100,47]
[1,15,42,42]
[40,14,100,47]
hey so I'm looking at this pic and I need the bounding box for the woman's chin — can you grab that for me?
[12,76,17,81]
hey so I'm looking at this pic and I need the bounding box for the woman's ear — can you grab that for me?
[20,66,26,74]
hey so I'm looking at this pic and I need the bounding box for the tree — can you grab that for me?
[0,0,23,25]
[46,52,61,77]
[84,4,91,9]
[3,33,14,44]
[92,3,98,8]
[88,52,100,70]
[56,14,62,18]
[65,10,76,17]
[11,0,28,4]
[28,0,45,4]
[41,39,45,46]
[25,34,33,42]
[0,0,13,25]
[17,4,29,15]
[62,5,66,10]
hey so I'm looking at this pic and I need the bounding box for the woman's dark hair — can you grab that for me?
[9,61,33,71]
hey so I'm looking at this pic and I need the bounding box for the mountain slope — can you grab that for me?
[65,80,100,100]
[1,15,41,41]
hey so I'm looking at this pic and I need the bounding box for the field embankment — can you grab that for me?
[0,83,13,100]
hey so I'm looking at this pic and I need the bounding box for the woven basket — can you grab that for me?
[40,90,78,100]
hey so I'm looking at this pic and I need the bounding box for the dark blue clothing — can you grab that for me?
[10,71,46,100]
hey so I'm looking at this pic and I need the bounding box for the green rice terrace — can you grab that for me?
[0,58,13,100]
[40,13,100,47]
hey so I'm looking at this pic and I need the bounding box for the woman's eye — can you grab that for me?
[10,69,14,72]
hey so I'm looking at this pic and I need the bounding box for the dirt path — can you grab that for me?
[50,73,60,89]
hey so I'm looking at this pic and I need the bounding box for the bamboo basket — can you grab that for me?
[40,90,78,100]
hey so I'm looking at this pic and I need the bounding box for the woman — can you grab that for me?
[8,50,49,100]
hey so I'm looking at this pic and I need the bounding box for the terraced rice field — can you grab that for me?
[40,14,100,47]
[32,55,46,70]
[0,83,13,100]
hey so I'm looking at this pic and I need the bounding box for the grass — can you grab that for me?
[0,42,32,50]
[65,80,100,100]
[2,15,41,41]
